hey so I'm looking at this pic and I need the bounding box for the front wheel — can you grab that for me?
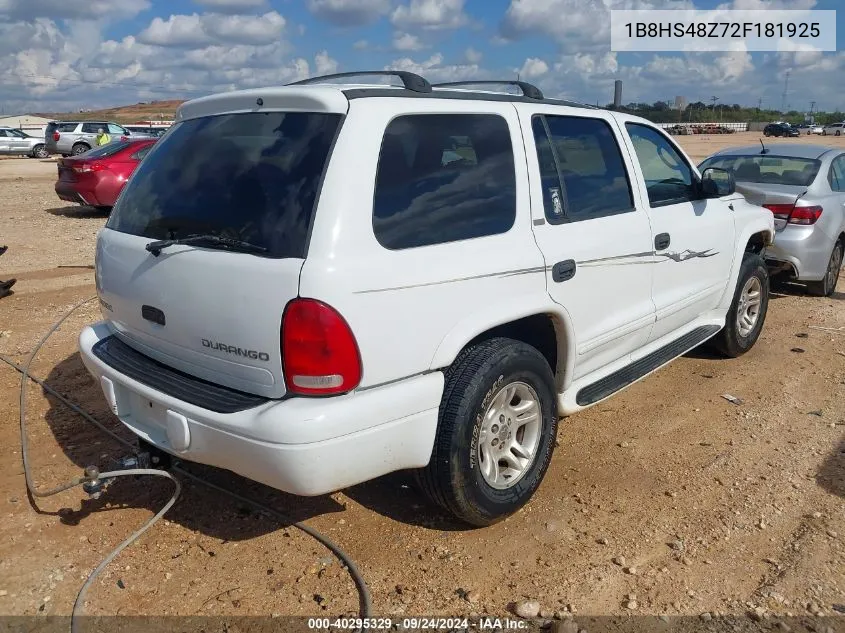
[32,144,49,159]
[71,143,90,155]
[837,131,842,137]
[415,338,558,527]
[712,253,769,358]
[806,240,842,297]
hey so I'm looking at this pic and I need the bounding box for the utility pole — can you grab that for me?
[710,96,719,122]
[780,70,790,113]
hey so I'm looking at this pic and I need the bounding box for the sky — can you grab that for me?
[0,0,843,115]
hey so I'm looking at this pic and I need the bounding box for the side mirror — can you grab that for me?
[700,167,736,198]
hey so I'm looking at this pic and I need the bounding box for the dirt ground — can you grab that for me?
[0,131,843,627]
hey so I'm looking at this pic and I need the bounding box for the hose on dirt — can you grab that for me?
[0,295,372,624]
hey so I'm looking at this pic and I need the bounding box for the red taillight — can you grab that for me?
[763,203,822,225]
[282,298,362,396]
[73,161,106,173]
[53,132,60,141]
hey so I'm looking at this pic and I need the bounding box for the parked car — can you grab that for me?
[700,144,844,296]
[822,122,844,136]
[125,125,169,138]
[807,124,824,135]
[0,126,50,158]
[54,138,156,210]
[45,121,153,156]
[763,123,800,138]
[78,71,774,526]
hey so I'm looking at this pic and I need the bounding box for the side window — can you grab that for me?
[626,123,697,207]
[58,123,77,132]
[81,123,101,134]
[532,115,634,222]
[372,113,516,250]
[830,155,845,192]
[108,124,126,135]
[0,130,10,137]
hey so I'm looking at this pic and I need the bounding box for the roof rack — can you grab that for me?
[432,80,544,100]
[287,71,432,93]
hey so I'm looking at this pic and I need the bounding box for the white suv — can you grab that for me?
[79,72,775,526]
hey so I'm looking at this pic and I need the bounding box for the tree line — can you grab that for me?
[606,100,844,125]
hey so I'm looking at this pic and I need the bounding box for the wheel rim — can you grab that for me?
[35,146,48,158]
[826,244,842,293]
[73,145,87,155]
[736,276,763,337]
[477,381,542,490]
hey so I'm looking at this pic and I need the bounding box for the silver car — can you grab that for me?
[0,127,49,158]
[822,122,844,136]
[700,144,844,296]
[44,121,151,156]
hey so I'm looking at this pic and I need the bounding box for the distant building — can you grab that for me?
[0,114,54,137]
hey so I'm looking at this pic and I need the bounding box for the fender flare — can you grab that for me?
[718,218,774,309]
[428,294,578,391]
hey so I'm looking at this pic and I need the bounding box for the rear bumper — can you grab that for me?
[54,181,111,207]
[765,225,835,281]
[79,322,443,496]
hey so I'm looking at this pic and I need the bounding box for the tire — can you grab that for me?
[806,240,842,297]
[837,131,842,137]
[32,144,49,159]
[415,338,558,527]
[712,253,769,358]
[71,143,90,155]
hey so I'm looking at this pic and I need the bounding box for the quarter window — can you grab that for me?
[829,155,845,192]
[532,115,634,222]
[373,114,516,250]
[626,123,697,207]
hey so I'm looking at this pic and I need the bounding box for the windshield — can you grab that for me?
[106,111,342,259]
[699,154,820,186]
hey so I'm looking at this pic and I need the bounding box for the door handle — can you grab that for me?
[552,259,576,283]
[654,233,671,250]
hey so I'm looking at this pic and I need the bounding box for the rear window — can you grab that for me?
[699,154,821,186]
[106,112,342,259]
[372,113,516,250]
[79,140,131,158]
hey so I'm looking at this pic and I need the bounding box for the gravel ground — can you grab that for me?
[0,133,843,628]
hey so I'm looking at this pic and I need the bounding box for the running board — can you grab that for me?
[575,325,721,406]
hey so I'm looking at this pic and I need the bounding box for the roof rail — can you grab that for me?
[432,80,544,100]
[287,71,432,93]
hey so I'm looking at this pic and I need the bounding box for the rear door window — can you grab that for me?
[532,115,634,222]
[372,113,516,250]
[57,123,78,132]
[81,123,102,134]
[107,111,342,259]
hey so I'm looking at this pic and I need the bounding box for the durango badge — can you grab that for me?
[202,339,270,361]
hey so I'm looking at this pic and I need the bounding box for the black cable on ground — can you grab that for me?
[0,296,372,625]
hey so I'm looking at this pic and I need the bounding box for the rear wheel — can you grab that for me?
[837,130,842,137]
[415,338,558,527]
[32,144,48,159]
[712,253,769,358]
[806,240,842,297]
[71,143,90,155]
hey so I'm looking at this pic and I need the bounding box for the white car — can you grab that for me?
[0,126,49,158]
[822,122,844,136]
[78,71,775,526]
[807,124,824,135]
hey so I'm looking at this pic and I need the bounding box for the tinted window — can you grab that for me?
[108,124,126,135]
[372,114,515,250]
[0,130,10,137]
[107,112,342,259]
[56,123,77,132]
[700,154,821,186]
[830,155,845,192]
[626,123,696,206]
[532,115,633,222]
[79,140,131,158]
[82,123,104,133]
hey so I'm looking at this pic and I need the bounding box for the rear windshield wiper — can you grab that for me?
[145,234,268,257]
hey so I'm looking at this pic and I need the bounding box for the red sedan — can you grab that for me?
[54,139,156,210]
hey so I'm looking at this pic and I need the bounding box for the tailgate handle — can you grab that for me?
[552,260,576,283]
[141,305,166,326]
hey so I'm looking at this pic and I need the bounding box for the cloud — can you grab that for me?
[393,32,426,51]
[391,0,469,31]
[192,0,268,13]
[306,0,392,26]
[353,39,369,50]
[464,47,482,64]
[387,52,482,83]
[518,57,548,79]
[0,0,150,21]
[314,50,339,75]
[137,11,286,47]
